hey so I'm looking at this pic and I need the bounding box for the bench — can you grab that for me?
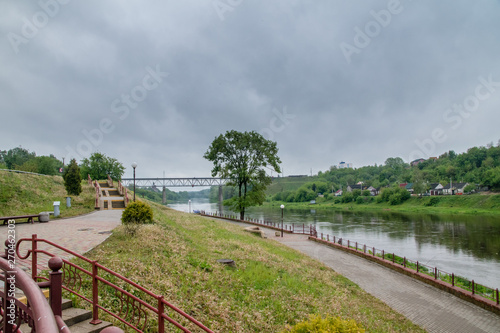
[1,214,40,225]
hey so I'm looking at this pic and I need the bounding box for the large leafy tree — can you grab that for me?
[80,152,125,181]
[204,130,281,219]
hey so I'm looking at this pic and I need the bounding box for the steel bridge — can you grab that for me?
[120,177,229,206]
[120,177,229,188]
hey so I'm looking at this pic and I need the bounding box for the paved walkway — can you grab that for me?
[6,210,122,272]
[222,219,500,333]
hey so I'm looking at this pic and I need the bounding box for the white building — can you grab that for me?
[338,161,353,169]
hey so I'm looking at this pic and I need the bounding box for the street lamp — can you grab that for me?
[188,200,192,213]
[131,162,137,202]
[280,204,285,237]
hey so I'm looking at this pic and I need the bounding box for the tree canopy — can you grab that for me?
[80,152,125,181]
[204,130,281,219]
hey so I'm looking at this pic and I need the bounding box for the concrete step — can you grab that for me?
[112,200,126,209]
[68,319,114,333]
[62,307,92,327]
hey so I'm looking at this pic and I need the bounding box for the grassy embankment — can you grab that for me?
[0,170,95,218]
[79,202,424,332]
[265,194,500,216]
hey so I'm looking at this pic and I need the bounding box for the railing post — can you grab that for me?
[472,280,475,295]
[355,242,358,251]
[372,247,375,256]
[90,261,102,324]
[333,236,336,243]
[434,267,437,280]
[158,296,165,333]
[416,261,419,273]
[496,289,499,305]
[392,253,395,264]
[327,235,329,242]
[452,273,455,286]
[32,234,38,281]
[403,257,406,268]
[348,240,350,248]
[48,257,63,316]
[382,250,384,260]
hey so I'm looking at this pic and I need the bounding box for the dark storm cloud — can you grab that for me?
[1,0,499,178]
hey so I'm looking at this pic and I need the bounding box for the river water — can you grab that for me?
[168,200,500,288]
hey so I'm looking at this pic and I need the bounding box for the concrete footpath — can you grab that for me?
[223,219,500,333]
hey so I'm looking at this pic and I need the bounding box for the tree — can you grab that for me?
[80,152,125,180]
[63,159,82,196]
[204,130,281,219]
[1,147,36,169]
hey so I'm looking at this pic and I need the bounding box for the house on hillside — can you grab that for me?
[338,161,353,169]
[411,158,426,166]
[442,182,469,195]
[346,184,378,195]
[405,183,414,194]
[428,183,443,196]
[335,189,343,197]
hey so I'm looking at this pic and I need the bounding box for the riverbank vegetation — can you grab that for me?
[265,193,500,215]
[79,201,423,332]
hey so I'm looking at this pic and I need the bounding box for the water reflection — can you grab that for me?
[169,200,500,288]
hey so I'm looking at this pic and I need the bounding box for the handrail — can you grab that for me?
[312,231,500,311]
[107,174,114,188]
[0,257,60,332]
[94,180,101,209]
[15,235,214,333]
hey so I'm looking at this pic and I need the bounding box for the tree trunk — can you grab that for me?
[240,209,245,220]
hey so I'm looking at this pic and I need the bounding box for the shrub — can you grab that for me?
[356,196,364,204]
[284,314,365,333]
[121,201,153,235]
[425,196,441,206]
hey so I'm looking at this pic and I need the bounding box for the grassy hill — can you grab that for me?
[266,176,317,196]
[81,202,423,332]
[0,170,95,217]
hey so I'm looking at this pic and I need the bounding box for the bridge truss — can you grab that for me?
[120,177,230,188]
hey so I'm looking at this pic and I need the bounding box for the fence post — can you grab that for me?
[382,250,384,260]
[434,267,437,280]
[392,253,395,264]
[158,296,165,333]
[472,280,475,295]
[321,233,323,240]
[363,245,366,254]
[372,247,375,256]
[348,240,350,248]
[403,257,406,268]
[90,261,102,324]
[327,235,329,242]
[416,261,419,273]
[355,242,358,251]
[48,257,63,317]
[31,234,38,281]
[452,273,454,286]
[496,289,499,305]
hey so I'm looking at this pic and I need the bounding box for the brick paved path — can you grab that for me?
[223,219,500,333]
[6,210,122,272]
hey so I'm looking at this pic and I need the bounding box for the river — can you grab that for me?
[168,200,500,288]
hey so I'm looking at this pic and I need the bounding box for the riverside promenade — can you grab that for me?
[9,210,122,272]
[220,218,500,333]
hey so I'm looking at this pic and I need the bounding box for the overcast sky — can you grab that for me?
[1,0,500,179]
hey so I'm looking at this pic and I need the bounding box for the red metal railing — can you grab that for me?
[107,174,114,188]
[15,234,214,333]
[1,249,62,332]
[94,180,101,209]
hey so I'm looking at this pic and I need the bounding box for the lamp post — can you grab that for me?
[131,162,137,202]
[188,200,192,213]
[280,204,285,237]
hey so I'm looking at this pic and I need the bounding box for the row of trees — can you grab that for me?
[0,147,63,175]
[1,148,125,181]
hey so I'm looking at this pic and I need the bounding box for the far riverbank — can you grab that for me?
[263,193,500,216]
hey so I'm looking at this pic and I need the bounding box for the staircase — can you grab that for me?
[98,181,126,210]
[17,296,114,333]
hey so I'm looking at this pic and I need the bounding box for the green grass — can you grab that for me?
[266,176,317,196]
[75,201,424,332]
[0,170,95,218]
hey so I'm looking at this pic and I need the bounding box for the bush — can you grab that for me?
[284,314,365,333]
[425,196,441,206]
[121,201,153,235]
[356,196,364,204]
